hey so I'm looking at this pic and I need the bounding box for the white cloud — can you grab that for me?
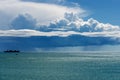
[0,29,80,37]
[21,0,65,4]
[0,0,85,27]
[0,29,120,38]
[38,13,120,32]
[0,12,118,39]
[0,0,120,39]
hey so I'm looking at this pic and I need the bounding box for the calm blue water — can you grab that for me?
[0,52,120,80]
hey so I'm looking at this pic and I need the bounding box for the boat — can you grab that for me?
[4,50,20,53]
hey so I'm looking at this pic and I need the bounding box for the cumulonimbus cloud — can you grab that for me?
[38,13,120,32]
[1,0,120,50]
[0,13,120,38]
[0,0,120,44]
[0,0,85,28]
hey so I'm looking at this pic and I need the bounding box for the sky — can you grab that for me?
[22,0,120,25]
[0,0,120,51]
[68,0,120,25]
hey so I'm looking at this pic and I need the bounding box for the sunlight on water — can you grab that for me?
[0,52,120,80]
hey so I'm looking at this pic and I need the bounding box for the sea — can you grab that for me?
[0,50,120,80]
